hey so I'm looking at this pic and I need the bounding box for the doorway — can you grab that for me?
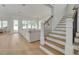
[13,20,18,32]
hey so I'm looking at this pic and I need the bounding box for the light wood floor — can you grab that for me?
[0,33,46,55]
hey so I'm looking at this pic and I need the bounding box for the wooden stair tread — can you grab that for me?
[56,27,66,28]
[74,42,79,45]
[48,32,66,36]
[77,32,79,33]
[74,49,79,55]
[47,35,65,42]
[76,37,79,39]
[74,42,79,50]
[54,30,66,32]
[46,36,65,46]
[46,40,65,49]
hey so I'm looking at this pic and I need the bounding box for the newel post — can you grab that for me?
[65,17,74,55]
[77,7,79,32]
[40,22,45,45]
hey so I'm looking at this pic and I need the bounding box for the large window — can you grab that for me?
[2,21,8,28]
[31,20,38,29]
[39,20,41,29]
[22,20,27,29]
[22,20,41,29]
[28,20,31,29]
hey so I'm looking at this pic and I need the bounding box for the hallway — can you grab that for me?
[0,33,45,55]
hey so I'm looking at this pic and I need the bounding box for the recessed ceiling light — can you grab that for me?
[2,4,5,7]
[22,4,26,7]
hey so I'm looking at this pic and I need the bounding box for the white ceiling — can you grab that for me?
[0,4,51,20]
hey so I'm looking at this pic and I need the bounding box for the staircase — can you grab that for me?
[74,32,79,55]
[40,19,66,55]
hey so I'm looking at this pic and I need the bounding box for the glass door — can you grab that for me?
[13,20,18,32]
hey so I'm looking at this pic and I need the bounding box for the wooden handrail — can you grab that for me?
[44,16,53,25]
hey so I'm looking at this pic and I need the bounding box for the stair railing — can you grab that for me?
[40,16,53,45]
[73,8,78,43]
[44,16,53,36]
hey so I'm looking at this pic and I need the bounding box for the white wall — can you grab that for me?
[51,4,67,30]
[65,4,75,19]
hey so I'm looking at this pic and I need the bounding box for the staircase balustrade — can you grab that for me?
[40,16,53,45]
[73,9,78,43]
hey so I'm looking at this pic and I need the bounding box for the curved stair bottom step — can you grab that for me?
[45,41,64,54]
[40,45,64,55]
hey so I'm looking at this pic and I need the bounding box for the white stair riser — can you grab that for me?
[75,38,79,43]
[46,37,65,45]
[57,25,66,28]
[55,30,66,31]
[56,27,66,29]
[52,31,66,35]
[59,23,66,25]
[40,46,54,55]
[59,22,66,24]
[45,42,64,53]
[55,28,66,31]
[49,34,66,39]
[60,21,65,22]
[51,32,66,35]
